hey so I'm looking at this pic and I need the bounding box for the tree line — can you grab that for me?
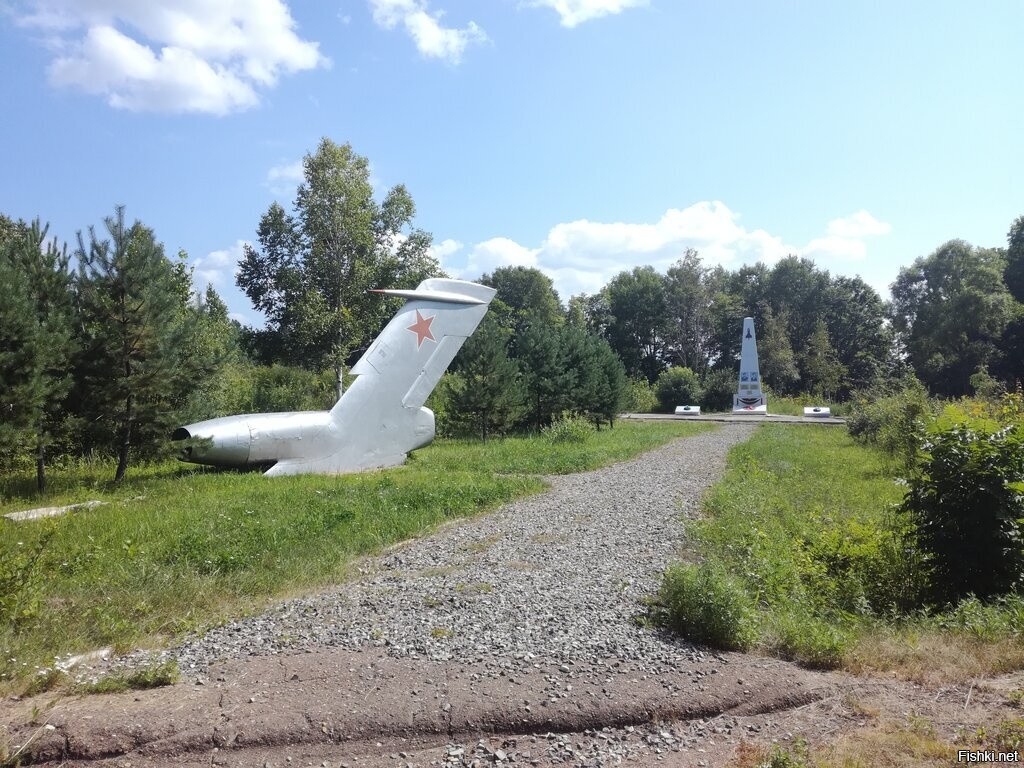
[570,228,1024,402]
[3,135,1022,484]
[0,209,237,489]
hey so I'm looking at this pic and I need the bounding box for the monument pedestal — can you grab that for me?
[732,394,768,414]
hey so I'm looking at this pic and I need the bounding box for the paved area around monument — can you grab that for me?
[619,413,846,426]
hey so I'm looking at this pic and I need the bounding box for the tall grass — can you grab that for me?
[671,425,907,666]
[658,424,1024,681]
[0,420,710,689]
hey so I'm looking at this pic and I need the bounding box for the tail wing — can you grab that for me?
[333,278,496,419]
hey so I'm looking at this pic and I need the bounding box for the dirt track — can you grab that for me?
[3,650,1019,767]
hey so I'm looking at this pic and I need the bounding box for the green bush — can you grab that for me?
[699,369,735,412]
[543,414,596,443]
[659,561,758,650]
[763,609,852,668]
[0,521,56,627]
[902,420,1024,605]
[621,377,657,413]
[426,373,456,437]
[930,594,1024,640]
[654,367,703,413]
[846,376,934,473]
[197,362,336,418]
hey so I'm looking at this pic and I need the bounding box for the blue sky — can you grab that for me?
[1,0,1020,326]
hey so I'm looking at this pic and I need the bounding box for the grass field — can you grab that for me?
[660,424,1024,682]
[0,419,712,691]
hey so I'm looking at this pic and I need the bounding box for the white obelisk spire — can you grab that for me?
[733,316,768,414]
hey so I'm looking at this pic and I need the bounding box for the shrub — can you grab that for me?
[901,421,1024,605]
[0,521,56,627]
[621,377,657,413]
[659,561,758,650]
[654,367,703,413]
[425,372,455,436]
[543,414,596,443]
[700,369,735,412]
[846,376,934,473]
[763,609,852,668]
[931,594,1024,640]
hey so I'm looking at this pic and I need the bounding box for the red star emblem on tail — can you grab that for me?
[406,309,435,348]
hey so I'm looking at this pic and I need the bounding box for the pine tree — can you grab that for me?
[0,247,39,468]
[0,220,75,490]
[518,321,574,430]
[589,337,626,428]
[75,207,193,482]
[447,315,524,441]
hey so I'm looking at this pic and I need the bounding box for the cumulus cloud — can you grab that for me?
[368,0,486,64]
[265,158,304,195]
[427,238,463,269]
[15,0,327,114]
[192,239,249,289]
[826,209,892,239]
[462,237,541,278]
[538,202,794,285]
[445,202,890,301]
[527,0,647,28]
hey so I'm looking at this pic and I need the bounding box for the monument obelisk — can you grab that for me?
[732,317,768,414]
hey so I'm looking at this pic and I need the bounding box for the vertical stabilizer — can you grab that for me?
[260,278,495,476]
[341,278,496,413]
[733,316,768,413]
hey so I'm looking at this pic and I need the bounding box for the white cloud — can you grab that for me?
[461,237,541,278]
[527,0,647,28]
[427,237,463,268]
[16,0,327,114]
[826,209,892,238]
[368,0,486,64]
[802,235,868,262]
[192,239,249,289]
[266,158,304,195]
[449,202,891,301]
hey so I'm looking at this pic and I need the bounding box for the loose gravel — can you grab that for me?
[163,423,756,676]
[25,423,854,768]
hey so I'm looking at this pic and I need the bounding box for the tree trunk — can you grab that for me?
[115,395,132,483]
[335,362,344,402]
[36,434,46,494]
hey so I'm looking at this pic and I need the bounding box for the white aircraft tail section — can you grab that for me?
[267,279,494,475]
[335,278,495,416]
[177,278,495,477]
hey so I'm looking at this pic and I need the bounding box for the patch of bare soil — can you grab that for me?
[3,646,1020,767]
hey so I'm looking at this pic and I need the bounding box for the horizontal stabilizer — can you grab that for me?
[369,289,484,305]
[368,277,495,305]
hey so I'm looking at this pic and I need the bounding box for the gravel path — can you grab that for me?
[14,423,867,768]
[169,423,756,675]
[20,423,1010,768]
